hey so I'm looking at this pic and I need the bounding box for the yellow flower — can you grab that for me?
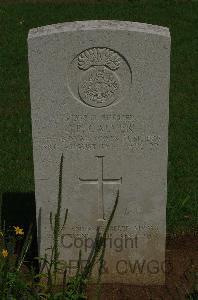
[2,249,8,258]
[13,226,24,236]
[0,231,3,237]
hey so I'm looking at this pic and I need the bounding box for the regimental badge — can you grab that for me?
[67,47,132,109]
[77,48,122,108]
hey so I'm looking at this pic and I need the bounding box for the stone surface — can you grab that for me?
[28,20,171,284]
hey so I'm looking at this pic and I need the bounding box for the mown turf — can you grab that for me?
[0,1,197,233]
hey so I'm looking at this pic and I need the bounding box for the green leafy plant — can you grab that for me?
[0,223,33,299]
[35,154,119,299]
[0,153,119,299]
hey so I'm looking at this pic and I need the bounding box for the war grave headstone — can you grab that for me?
[28,20,170,284]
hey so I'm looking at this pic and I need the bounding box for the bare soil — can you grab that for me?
[87,234,198,300]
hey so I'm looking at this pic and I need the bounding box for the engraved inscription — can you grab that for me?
[34,113,161,153]
[79,156,122,221]
[62,113,160,151]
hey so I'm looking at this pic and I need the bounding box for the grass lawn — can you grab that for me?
[0,0,197,234]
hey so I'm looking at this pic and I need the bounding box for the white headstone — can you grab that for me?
[28,20,170,285]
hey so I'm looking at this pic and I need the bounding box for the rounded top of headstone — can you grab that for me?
[28,20,170,40]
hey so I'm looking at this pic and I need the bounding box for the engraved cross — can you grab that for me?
[79,156,122,221]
